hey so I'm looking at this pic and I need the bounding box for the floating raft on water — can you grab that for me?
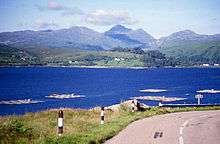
[0,99,43,105]
[46,93,85,99]
[197,89,220,93]
[139,89,167,93]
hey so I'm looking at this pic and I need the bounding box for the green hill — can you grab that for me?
[0,44,41,66]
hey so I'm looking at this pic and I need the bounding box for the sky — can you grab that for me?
[0,0,220,38]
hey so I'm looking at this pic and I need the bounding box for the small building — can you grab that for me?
[114,58,120,61]
[202,64,210,67]
[114,58,125,61]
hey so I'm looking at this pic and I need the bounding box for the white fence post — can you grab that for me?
[58,110,64,136]
[100,107,105,124]
[131,100,135,112]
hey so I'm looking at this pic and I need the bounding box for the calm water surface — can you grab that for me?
[0,67,220,115]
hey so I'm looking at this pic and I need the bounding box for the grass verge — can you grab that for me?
[0,106,220,144]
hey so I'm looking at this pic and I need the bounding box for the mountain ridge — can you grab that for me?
[0,25,220,63]
[0,26,131,50]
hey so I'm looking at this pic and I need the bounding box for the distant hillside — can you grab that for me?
[0,44,181,67]
[105,25,157,49]
[0,44,41,65]
[158,30,220,63]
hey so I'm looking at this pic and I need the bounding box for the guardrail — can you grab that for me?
[158,103,220,107]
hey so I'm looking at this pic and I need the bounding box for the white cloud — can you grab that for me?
[35,1,84,15]
[35,1,64,11]
[85,10,138,26]
[47,1,64,10]
[34,19,58,29]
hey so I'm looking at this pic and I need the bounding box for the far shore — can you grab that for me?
[0,64,220,69]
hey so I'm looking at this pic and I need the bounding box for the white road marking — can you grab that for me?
[179,127,183,135]
[183,120,189,127]
[179,120,189,144]
[200,114,216,118]
[199,115,208,118]
[179,136,184,144]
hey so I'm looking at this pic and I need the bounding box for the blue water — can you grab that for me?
[0,67,220,115]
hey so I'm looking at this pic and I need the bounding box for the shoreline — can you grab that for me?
[0,65,220,69]
[0,100,140,116]
[1,99,219,116]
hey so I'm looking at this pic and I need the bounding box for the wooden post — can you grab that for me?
[58,110,63,136]
[100,107,104,124]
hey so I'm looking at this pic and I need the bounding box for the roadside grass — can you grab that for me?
[0,106,220,144]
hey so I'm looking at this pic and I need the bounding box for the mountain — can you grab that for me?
[0,25,220,64]
[0,25,157,51]
[105,25,132,35]
[158,30,212,47]
[158,30,220,62]
[0,26,130,50]
[104,25,157,48]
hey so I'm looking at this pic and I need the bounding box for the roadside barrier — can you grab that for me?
[100,107,105,124]
[58,110,64,136]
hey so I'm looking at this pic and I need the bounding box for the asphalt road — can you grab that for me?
[105,110,220,144]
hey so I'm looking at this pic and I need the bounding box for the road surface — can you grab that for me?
[105,110,220,144]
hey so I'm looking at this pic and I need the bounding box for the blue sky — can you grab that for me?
[0,0,220,38]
